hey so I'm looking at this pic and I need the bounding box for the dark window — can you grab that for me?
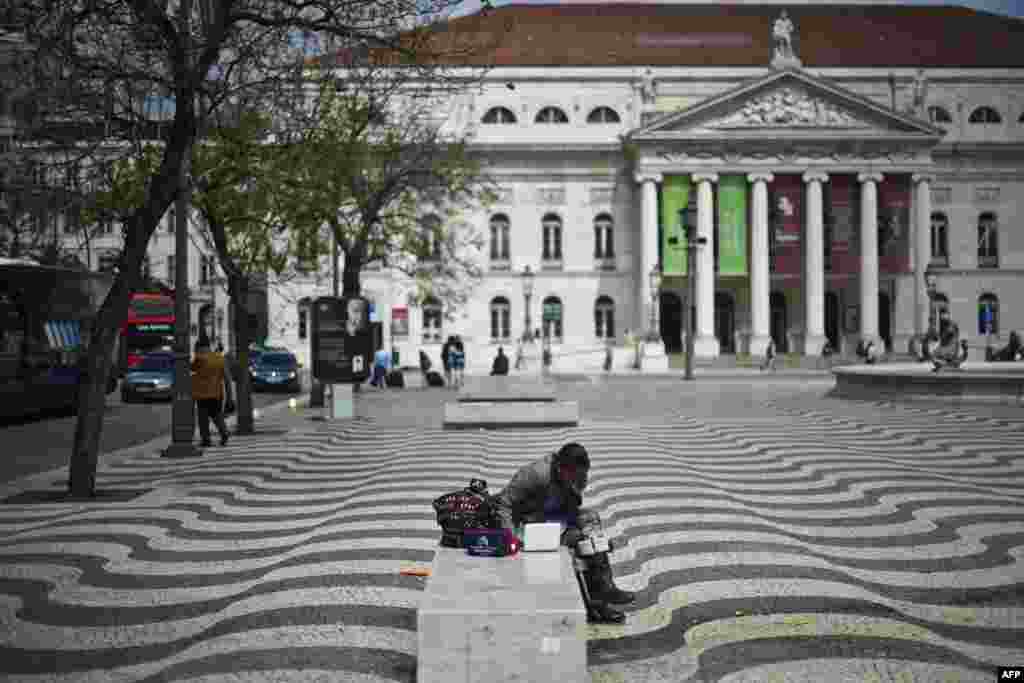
[586,107,620,124]
[928,106,952,125]
[969,106,1002,124]
[930,211,949,265]
[978,212,998,268]
[542,214,563,260]
[490,296,511,340]
[535,107,569,124]
[482,107,517,124]
[978,293,999,336]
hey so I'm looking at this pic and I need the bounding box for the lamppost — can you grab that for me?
[680,206,707,381]
[521,265,535,343]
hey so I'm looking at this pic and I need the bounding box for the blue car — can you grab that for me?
[121,352,175,403]
[250,351,301,392]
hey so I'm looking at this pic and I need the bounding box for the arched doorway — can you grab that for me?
[715,292,735,353]
[659,291,683,353]
[825,292,840,352]
[878,292,892,352]
[770,291,788,353]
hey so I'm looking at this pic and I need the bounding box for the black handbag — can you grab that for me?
[223,397,236,415]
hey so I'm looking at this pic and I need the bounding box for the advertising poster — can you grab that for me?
[828,175,858,275]
[717,175,748,276]
[312,296,372,383]
[768,174,803,276]
[660,175,691,276]
[391,306,409,339]
[877,175,911,274]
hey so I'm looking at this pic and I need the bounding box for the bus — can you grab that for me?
[119,292,175,375]
[0,258,116,419]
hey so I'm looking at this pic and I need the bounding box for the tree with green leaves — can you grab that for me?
[278,55,497,322]
[10,0,503,497]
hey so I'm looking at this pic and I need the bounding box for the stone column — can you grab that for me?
[803,171,829,356]
[912,174,934,339]
[858,172,884,347]
[747,172,773,357]
[635,172,663,341]
[692,172,720,358]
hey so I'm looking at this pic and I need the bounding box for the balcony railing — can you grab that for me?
[978,254,999,269]
[594,257,616,271]
[489,258,511,271]
[541,258,563,271]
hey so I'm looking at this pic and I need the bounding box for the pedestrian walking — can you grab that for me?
[441,336,454,387]
[371,347,391,388]
[419,349,432,383]
[450,335,466,389]
[514,339,525,370]
[760,338,777,372]
[191,337,233,448]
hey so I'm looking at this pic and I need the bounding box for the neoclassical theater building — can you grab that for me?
[268,2,1024,372]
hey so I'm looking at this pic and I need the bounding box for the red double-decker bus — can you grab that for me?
[118,292,175,375]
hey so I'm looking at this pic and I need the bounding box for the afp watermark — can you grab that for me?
[999,667,1024,680]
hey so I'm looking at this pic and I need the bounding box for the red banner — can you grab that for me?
[877,175,911,274]
[827,175,858,275]
[769,175,803,276]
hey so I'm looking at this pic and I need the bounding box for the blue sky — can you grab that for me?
[451,0,1024,19]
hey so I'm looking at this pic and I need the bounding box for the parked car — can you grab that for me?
[121,351,175,403]
[250,350,301,392]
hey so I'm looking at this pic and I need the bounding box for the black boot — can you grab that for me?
[586,602,625,624]
[587,553,636,605]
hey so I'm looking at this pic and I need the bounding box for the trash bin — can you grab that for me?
[391,349,400,367]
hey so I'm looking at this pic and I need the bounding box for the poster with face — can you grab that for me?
[312,296,372,383]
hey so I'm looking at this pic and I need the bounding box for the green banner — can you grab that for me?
[717,175,748,275]
[660,175,691,276]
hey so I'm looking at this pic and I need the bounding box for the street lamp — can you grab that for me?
[680,206,707,381]
[521,265,535,343]
[646,263,662,342]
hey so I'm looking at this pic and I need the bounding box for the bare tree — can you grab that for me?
[9,0,502,497]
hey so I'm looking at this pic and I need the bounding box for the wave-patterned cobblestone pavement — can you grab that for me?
[1,398,1023,682]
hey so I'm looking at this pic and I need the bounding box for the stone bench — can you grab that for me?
[443,400,580,429]
[417,547,587,683]
[457,376,557,403]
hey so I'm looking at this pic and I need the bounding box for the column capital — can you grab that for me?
[912,173,936,185]
[802,171,829,184]
[692,172,719,184]
[857,172,884,185]
[747,172,774,184]
[634,171,663,185]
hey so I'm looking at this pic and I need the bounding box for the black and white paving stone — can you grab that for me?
[0,379,1022,682]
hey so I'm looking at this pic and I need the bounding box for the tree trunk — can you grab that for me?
[341,246,363,297]
[67,224,150,497]
[230,276,255,435]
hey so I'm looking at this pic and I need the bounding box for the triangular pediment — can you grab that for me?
[631,68,945,142]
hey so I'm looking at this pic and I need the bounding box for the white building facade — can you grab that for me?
[259,3,1024,372]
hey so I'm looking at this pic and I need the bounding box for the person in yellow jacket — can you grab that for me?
[191,337,234,447]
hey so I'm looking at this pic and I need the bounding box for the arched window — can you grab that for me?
[930,211,949,266]
[420,214,443,262]
[969,106,1002,124]
[297,298,311,340]
[978,293,999,336]
[594,296,615,340]
[482,106,517,124]
[489,213,510,262]
[541,213,563,261]
[542,295,563,341]
[593,213,614,260]
[586,107,620,124]
[422,296,443,344]
[978,212,999,268]
[928,106,952,125]
[490,296,511,341]
[535,107,569,124]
